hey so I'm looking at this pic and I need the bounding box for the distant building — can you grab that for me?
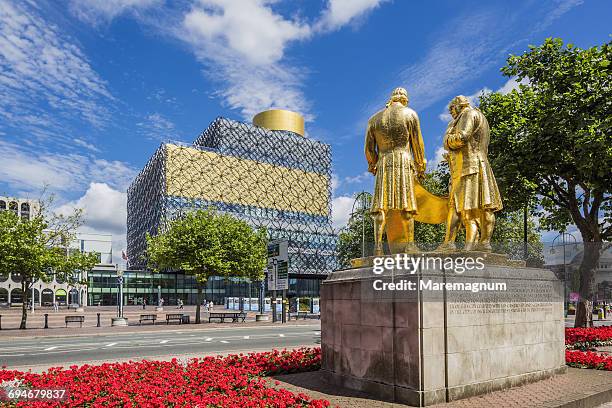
[545,244,612,302]
[126,110,336,305]
[0,196,40,220]
[0,200,111,307]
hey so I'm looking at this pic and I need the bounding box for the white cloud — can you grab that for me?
[177,0,390,120]
[73,138,101,153]
[137,112,177,141]
[427,146,447,172]
[438,112,452,122]
[437,77,529,122]
[332,195,354,230]
[183,0,311,66]
[56,183,126,235]
[56,183,127,265]
[331,173,341,194]
[0,1,114,141]
[316,0,387,32]
[389,2,582,114]
[0,140,136,193]
[69,0,160,24]
[179,0,314,120]
[497,76,529,95]
[69,0,387,122]
[344,171,371,184]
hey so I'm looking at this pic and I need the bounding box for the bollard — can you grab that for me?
[271,300,277,323]
[0,314,2,330]
[281,300,287,323]
[97,313,101,327]
[44,313,49,329]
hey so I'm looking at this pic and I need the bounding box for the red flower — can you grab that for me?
[0,348,328,407]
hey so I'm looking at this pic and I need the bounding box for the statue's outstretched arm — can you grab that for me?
[411,113,426,177]
[365,123,378,175]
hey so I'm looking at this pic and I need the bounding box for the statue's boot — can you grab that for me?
[435,242,457,252]
[404,242,421,253]
[476,242,493,252]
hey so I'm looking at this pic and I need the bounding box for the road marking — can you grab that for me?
[279,334,285,337]
[159,340,169,344]
[314,331,321,335]
[243,336,250,339]
[205,338,213,341]
[105,343,117,347]
[219,340,229,344]
[44,346,58,351]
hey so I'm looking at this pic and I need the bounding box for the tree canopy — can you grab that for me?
[479,38,611,326]
[0,205,99,329]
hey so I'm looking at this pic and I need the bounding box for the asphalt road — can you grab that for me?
[0,323,321,371]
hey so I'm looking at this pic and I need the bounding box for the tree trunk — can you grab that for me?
[195,284,203,324]
[20,280,29,330]
[574,299,593,328]
[574,241,601,328]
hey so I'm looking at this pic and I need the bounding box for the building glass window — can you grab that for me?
[9,201,18,216]
[20,202,30,220]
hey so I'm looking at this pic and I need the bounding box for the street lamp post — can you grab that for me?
[111,267,128,326]
[272,258,278,322]
[351,192,372,258]
[550,232,578,317]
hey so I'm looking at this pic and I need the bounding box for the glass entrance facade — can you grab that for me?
[88,270,324,306]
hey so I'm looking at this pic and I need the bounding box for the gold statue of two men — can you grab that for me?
[365,89,503,254]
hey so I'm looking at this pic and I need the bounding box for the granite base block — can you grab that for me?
[321,257,566,407]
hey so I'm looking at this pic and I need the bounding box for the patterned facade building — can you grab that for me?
[127,116,336,301]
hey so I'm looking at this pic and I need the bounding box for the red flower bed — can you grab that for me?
[565,326,612,372]
[0,347,328,407]
[566,350,612,370]
[565,325,612,349]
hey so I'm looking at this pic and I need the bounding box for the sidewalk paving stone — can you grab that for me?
[271,369,612,408]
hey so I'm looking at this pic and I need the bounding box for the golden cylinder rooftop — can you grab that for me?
[253,109,305,136]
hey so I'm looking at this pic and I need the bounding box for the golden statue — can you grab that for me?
[365,87,427,255]
[438,95,503,251]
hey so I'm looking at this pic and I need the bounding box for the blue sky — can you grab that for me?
[0,0,610,260]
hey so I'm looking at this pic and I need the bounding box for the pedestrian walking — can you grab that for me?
[143,298,147,310]
[53,301,58,312]
[177,299,183,309]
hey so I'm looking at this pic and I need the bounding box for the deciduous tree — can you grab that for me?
[0,203,98,329]
[479,38,612,327]
[146,209,267,323]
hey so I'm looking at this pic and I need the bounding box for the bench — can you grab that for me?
[208,312,247,323]
[290,312,320,320]
[139,314,157,325]
[65,315,85,327]
[166,313,184,324]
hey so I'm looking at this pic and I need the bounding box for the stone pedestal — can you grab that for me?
[321,254,566,406]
